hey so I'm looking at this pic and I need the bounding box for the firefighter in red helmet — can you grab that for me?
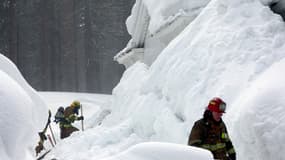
[188,97,236,160]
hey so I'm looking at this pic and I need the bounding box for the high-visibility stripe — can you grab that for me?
[66,114,77,123]
[62,124,73,128]
[221,133,228,139]
[60,113,78,128]
[201,143,226,151]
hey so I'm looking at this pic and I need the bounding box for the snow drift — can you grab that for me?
[105,142,213,160]
[0,54,47,160]
[107,0,285,159]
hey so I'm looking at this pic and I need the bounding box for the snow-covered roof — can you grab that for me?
[115,0,210,68]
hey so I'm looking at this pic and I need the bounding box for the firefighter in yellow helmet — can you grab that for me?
[188,97,236,160]
[60,100,84,139]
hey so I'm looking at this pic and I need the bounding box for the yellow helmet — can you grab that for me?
[71,100,80,108]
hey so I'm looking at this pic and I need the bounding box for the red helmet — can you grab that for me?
[207,97,226,113]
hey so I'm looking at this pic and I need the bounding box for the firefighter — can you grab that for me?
[188,97,236,160]
[60,100,84,139]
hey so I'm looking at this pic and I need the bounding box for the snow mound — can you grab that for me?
[105,142,213,160]
[0,70,35,160]
[0,54,47,129]
[0,54,47,160]
[230,58,285,160]
[105,0,285,159]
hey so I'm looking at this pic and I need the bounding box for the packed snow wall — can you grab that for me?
[0,54,47,160]
[107,0,285,160]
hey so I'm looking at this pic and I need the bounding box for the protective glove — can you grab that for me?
[229,153,236,160]
[77,116,84,120]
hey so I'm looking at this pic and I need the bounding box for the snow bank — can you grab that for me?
[0,54,47,160]
[106,62,149,126]
[141,0,210,34]
[0,54,47,128]
[107,0,285,159]
[0,70,35,160]
[229,58,285,160]
[105,142,213,160]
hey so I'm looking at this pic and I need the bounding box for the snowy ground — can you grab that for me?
[38,92,112,144]
[39,92,212,160]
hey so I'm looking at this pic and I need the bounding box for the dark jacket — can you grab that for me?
[60,106,80,139]
[188,110,236,160]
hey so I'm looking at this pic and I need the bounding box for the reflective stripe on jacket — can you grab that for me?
[188,118,235,160]
[61,106,80,128]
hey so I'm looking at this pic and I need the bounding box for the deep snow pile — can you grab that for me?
[126,0,210,34]
[0,54,47,160]
[105,142,213,160]
[107,0,285,160]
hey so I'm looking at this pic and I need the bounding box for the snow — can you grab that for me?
[107,0,285,159]
[140,0,210,34]
[0,55,47,160]
[105,142,213,160]
[1,0,285,160]
[0,54,47,127]
[0,70,33,160]
[229,58,285,160]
